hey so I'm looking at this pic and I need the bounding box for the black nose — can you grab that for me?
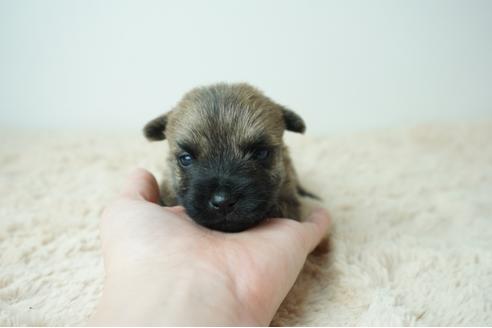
[209,191,237,212]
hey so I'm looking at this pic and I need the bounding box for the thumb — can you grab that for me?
[120,168,161,204]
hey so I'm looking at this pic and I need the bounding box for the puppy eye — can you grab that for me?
[253,148,270,160]
[178,153,193,167]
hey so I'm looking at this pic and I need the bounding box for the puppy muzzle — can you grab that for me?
[180,175,275,232]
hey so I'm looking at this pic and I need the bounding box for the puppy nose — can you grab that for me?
[209,191,237,212]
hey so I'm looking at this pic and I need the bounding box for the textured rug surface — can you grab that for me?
[0,122,491,326]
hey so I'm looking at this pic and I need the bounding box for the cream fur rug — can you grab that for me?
[1,122,491,326]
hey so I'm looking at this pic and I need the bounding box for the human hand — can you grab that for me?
[89,168,331,326]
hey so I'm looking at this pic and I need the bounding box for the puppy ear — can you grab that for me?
[143,113,168,141]
[281,107,306,133]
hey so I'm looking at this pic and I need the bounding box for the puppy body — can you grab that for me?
[144,83,309,232]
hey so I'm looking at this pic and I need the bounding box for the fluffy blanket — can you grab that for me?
[1,122,491,326]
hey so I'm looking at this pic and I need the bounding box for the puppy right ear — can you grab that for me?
[143,113,168,141]
[281,107,306,134]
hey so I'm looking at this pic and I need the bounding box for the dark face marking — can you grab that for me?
[176,155,278,231]
[173,131,282,232]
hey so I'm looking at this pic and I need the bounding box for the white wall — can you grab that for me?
[1,0,491,135]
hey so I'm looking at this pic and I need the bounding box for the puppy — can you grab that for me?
[143,83,316,232]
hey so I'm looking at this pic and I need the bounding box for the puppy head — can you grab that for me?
[144,83,305,232]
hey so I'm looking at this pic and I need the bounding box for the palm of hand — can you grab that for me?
[96,169,330,326]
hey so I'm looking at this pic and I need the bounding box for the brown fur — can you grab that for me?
[144,83,308,229]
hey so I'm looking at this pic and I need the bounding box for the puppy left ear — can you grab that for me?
[281,107,306,133]
[143,113,168,141]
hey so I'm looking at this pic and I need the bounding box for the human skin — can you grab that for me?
[88,168,331,326]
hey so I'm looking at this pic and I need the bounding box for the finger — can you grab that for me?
[300,207,332,253]
[166,205,188,216]
[120,168,160,203]
[247,207,331,254]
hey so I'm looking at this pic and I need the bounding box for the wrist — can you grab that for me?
[89,265,260,326]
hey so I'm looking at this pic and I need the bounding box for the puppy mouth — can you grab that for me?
[199,213,268,233]
[185,200,273,233]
